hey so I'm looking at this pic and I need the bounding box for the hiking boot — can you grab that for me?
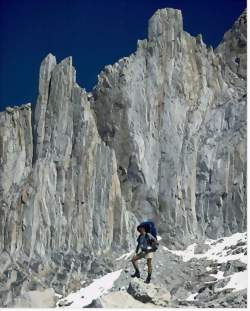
[145,274,151,283]
[131,271,140,278]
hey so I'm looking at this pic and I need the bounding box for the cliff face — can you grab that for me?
[0,57,137,306]
[93,8,246,246]
[0,8,246,306]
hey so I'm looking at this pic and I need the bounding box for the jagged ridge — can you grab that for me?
[0,8,246,307]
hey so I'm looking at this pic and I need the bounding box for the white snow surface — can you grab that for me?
[56,269,122,308]
[182,232,247,300]
[59,234,162,307]
[57,232,247,306]
[164,232,247,264]
[186,269,248,301]
[223,270,248,292]
[186,292,198,301]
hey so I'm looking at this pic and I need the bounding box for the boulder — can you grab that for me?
[9,288,56,308]
[222,260,247,276]
[127,278,171,306]
[100,291,156,308]
[84,298,104,308]
[194,243,210,254]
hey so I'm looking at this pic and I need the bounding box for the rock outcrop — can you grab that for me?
[0,7,246,307]
[9,288,57,308]
[88,292,156,308]
[127,278,171,306]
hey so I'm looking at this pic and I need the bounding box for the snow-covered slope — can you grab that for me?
[163,232,247,302]
[56,270,122,308]
[163,232,247,264]
[56,232,247,308]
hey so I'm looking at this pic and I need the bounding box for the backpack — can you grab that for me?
[137,221,159,252]
[137,221,158,239]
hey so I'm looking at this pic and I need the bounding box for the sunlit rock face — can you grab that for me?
[0,8,246,306]
[93,8,246,247]
[0,55,137,306]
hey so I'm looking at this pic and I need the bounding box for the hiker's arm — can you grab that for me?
[135,242,140,253]
[135,235,141,253]
[151,239,157,247]
[150,234,158,246]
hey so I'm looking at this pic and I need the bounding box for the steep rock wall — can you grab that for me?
[0,56,137,306]
[93,8,246,247]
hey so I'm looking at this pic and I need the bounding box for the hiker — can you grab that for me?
[131,224,158,284]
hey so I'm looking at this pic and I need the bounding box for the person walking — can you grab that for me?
[131,224,158,284]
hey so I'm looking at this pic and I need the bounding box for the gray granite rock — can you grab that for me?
[9,288,56,308]
[93,8,246,247]
[197,289,247,308]
[127,278,171,306]
[99,291,156,308]
[84,298,104,308]
[222,259,247,276]
[0,54,137,307]
[194,243,211,254]
[0,7,246,307]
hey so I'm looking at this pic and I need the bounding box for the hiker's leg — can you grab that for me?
[145,257,152,283]
[131,254,140,271]
[147,258,152,274]
[131,253,144,277]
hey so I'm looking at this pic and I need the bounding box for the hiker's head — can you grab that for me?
[137,225,146,234]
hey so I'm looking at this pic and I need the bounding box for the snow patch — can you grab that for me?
[163,232,247,264]
[56,269,123,308]
[186,292,198,301]
[223,270,248,292]
[168,232,248,298]
[214,270,224,280]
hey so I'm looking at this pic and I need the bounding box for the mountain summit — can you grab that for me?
[0,8,246,307]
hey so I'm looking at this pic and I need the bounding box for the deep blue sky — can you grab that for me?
[0,0,246,110]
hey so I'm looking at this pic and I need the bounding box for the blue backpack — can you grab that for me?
[137,221,158,240]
